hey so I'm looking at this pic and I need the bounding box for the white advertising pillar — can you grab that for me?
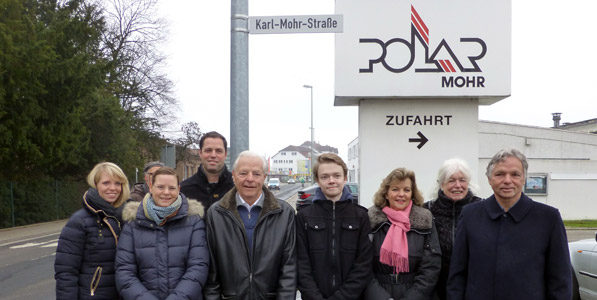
[335,0,511,207]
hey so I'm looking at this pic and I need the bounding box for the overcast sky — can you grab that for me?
[158,0,597,160]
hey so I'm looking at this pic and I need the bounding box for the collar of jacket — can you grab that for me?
[217,186,280,220]
[83,189,118,218]
[121,194,205,223]
[435,189,479,208]
[312,185,353,203]
[484,193,532,222]
[368,204,433,230]
[197,163,231,184]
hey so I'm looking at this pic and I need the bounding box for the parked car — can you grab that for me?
[296,183,359,209]
[268,178,280,190]
[288,179,296,184]
[346,182,359,204]
[570,233,597,300]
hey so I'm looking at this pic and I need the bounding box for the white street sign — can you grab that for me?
[249,15,343,34]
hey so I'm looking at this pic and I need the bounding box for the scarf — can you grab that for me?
[145,195,182,225]
[380,202,412,273]
[85,188,118,217]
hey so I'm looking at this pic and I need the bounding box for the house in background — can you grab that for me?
[269,141,338,182]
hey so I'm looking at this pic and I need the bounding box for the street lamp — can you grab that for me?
[303,85,314,184]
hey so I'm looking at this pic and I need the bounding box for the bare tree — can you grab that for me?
[99,0,177,130]
[174,122,203,166]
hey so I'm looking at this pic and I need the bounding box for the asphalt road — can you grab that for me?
[0,188,593,299]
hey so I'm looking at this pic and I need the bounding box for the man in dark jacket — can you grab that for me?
[447,148,572,300]
[204,150,297,300]
[296,153,372,300]
[180,131,234,213]
[129,161,164,202]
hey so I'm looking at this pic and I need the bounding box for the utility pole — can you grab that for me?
[230,0,249,165]
[303,85,314,183]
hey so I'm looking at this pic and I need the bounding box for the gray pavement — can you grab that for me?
[566,228,596,242]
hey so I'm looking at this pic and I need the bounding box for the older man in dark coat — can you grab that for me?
[447,148,572,300]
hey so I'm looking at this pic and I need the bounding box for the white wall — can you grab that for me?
[477,121,597,219]
[347,137,359,183]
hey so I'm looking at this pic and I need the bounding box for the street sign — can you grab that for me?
[249,15,343,34]
[359,98,479,207]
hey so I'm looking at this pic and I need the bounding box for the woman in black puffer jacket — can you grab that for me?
[115,166,209,300]
[424,158,482,300]
[55,162,130,300]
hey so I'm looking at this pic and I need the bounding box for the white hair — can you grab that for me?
[232,150,268,173]
[430,158,478,199]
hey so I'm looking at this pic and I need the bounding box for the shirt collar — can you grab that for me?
[236,192,264,211]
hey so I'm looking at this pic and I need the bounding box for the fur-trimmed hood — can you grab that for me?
[368,204,433,230]
[122,194,205,222]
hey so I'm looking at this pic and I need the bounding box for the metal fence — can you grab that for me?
[0,178,87,229]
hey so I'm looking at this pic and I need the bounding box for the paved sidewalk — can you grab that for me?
[0,220,65,246]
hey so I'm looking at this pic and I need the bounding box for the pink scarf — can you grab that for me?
[380,202,412,273]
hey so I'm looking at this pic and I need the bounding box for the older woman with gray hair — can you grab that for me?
[424,158,482,300]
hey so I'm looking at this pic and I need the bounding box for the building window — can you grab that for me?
[292,152,297,155]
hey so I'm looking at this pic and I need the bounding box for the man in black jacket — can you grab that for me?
[180,131,234,214]
[296,153,372,300]
[204,151,296,299]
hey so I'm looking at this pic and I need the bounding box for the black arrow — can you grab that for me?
[409,131,428,149]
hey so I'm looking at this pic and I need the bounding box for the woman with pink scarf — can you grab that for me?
[365,168,441,300]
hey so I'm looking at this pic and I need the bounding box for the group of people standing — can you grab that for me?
[55,131,573,300]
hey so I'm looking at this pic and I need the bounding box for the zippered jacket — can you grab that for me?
[55,189,122,300]
[296,187,373,300]
[180,164,234,214]
[203,186,297,300]
[115,195,208,300]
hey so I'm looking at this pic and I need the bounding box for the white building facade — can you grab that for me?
[350,120,597,219]
[347,137,359,183]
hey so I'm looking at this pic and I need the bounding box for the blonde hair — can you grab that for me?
[87,162,130,207]
[373,168,424,208]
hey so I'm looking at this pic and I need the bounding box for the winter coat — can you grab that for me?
[423,191,481,300]
[55,188,122,300]
[203,186,297,300]
[447,193,572,300]
[115,195,209,300]
[180,164,234,214]
[296,186,373,300]
[365,204,441,300]
[129,182,148,202]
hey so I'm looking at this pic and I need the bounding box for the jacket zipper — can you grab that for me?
[90,266,102,296]
[451,201,456,247]
[332,201,336,288]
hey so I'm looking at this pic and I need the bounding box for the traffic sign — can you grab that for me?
[249,15,343,34]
